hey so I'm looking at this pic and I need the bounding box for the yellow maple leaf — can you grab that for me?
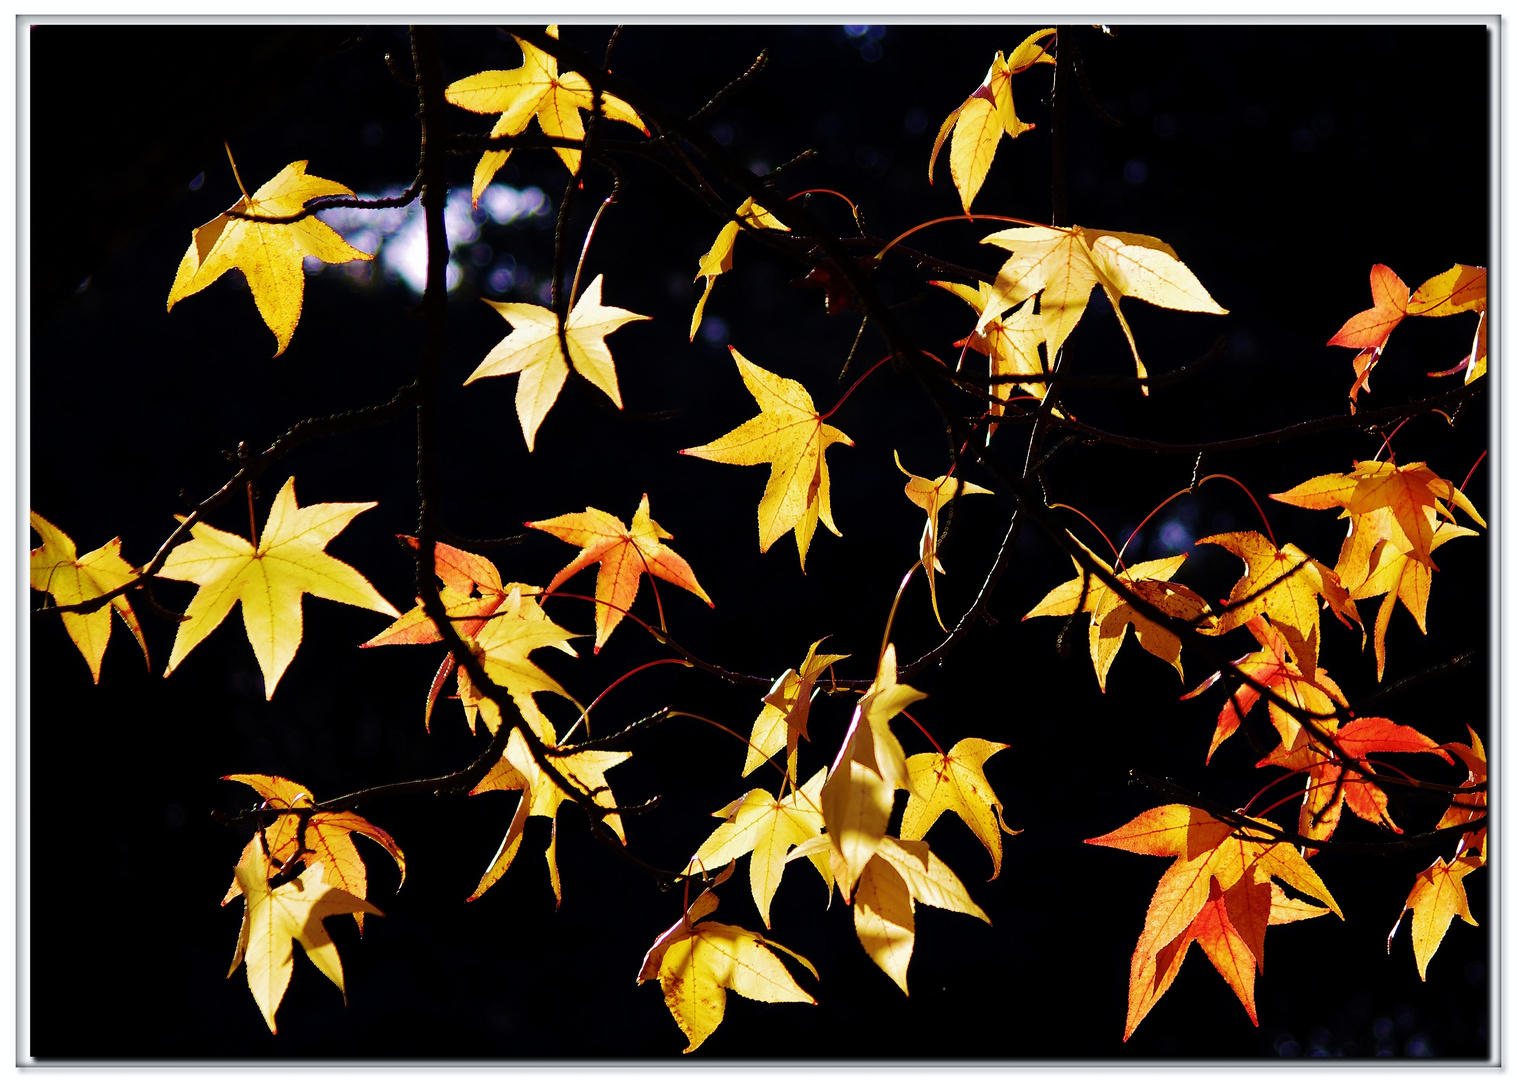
[445,25,648,205]
[900,738,1019,879]
[978,225,1227,392]
[467,724,628,905]
[928,29,1056,212]
[680,347,853,570]
[228,843,382,1034]
[894,451,993,630]
[932,279,1049,428]
[690,197,790,340]
[637,873,817,1053]
[220,774,405,934]
[454,585,582,740]
[1024,537,1214,691]
[156,476,399,698]
[682,767,831,928]
[1351,520,1478,680]
[1390,855,1480,980]
[743,639,849,779]
[29,511,149,683]
[166,160,372,356]
[1196,530,1360,682]
[528,494,713,653]
[465,273,650,451]
[852,835,990,994]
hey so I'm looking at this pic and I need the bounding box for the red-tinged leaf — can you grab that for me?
[1327,264,1408,351]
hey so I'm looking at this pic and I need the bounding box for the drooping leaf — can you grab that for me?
[900,738,1019,879]
[853,835,991,994]
[1349,520,1478,680]
[1024,536,1214,691]
[528,494,713,652]
[468,725,629,905]
[637,877,816,1052]
[928,30,1056,211]
[743,639,849,779]
[821,644,926,899]
[691,198,789,340]
[220,774,405,934]
[978,225,1227,392]
[465,274,650,451]
[166,161,372,356]
[1389,855,1480,980]
[227,843,382,1034]
[445,25,648,204]
[1436,726,1487,862]
[29,511,149,683]
[680,347,853,570]
[157,476,399,697]
[894,451,993,630]
[682,767,830,927]
[454,585,582,740]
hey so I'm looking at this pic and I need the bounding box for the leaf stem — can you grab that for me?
[568,194,615,310]
[559,657,692,744]
[1048,503,1122,569]
[899,707,943,756]
[224,140,249,201]
[820,353,895,421]
[878,560,923,667]
[874,213,1052,264]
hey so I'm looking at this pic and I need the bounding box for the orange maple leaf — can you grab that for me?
[528,494,713,653]
[1257,715,1452,848]
[1181,616,1348,764]
[1436,726,1487,862]
[1024,536,1214,691]
[680,347,853,570]
[928,29,1056,212]
[1389,855,1481,981]
[220,774,405,934]
[1087,805,1340,1039]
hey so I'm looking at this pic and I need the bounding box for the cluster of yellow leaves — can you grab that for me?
[1024,536,1214,691]
[929,29,1056,212]
[29,511,149,683]
[976,225,1227,391]
[1087,805,1341,1039]
[465,274,650,451]
[445,25,648,205]
[528,494,712,653]
[895,452,992,630]
[1272,459,1484,679]
[682,348,852,570]
[1328,263,1487,408]
[690,198,789,340]
[167,160,371,356]
[158,476,399,698]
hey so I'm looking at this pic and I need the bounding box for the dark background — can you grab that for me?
[28,22,1491,1060]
